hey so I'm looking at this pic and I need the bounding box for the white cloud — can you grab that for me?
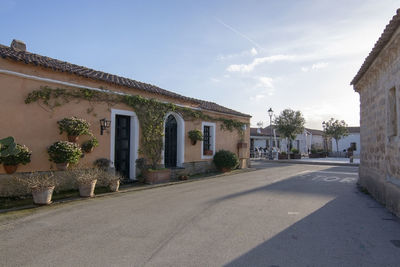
[250,94,266,101]
[257,76,274,88]
[250,47,258,56]
[301,62,328,72]
[312,62,328,70]
[217,47,259,61]
[210,77,220,82]
[227,54,295,73]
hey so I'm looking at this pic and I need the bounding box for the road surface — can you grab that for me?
[1,162,400,266]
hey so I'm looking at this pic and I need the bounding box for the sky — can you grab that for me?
[1,0,399,129]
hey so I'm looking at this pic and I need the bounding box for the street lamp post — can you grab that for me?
[268,108,273,160]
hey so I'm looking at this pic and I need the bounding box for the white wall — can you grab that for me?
[250,130,320,154]
[331,133,361,155]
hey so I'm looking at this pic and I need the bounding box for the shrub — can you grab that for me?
[57,117,91,136]
[93,158,111,171]
[213,150,239,171]
[81,137,99,153]
[48,141,82,164]
[0,144,31,165]
[291,148,299,154]
[13,172,57,191]
[70,167,101,185]
[99,171,124,185]
[188,130,203,142]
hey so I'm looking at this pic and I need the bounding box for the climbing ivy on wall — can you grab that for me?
[25,86,247,169]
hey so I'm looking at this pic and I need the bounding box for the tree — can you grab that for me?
[274,109,305,159]
[322,118,349,152]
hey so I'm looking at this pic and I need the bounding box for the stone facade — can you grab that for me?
[352,21,400,216]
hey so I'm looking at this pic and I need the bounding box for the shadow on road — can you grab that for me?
[208,168,400,267]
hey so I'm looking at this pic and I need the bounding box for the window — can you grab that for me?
[203,126,211,152]
[202,122,216,158]
[350,142,357,151]
[388,87,398,138]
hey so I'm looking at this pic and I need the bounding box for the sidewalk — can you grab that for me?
[251,157,359,167]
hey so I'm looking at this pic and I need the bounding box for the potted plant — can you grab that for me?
[101,171,123,192]
[81,137,99,153]
[57,117,91,142]
[213,150,239,172]
[14,172,57,205]
[0,143,31,174]
[94,158,111,171]
[48,141,82,170]
[72,168,100,197]
[278,152,287,160]
[290,148,301,159]
[0,136,18,158]
[135,158,147,183]
[188,129,203,145]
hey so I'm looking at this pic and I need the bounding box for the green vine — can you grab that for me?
[25,86,247,168]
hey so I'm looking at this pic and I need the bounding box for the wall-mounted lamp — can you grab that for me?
[100,118,111,135]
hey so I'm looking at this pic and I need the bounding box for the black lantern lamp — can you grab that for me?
[100,118,111,135]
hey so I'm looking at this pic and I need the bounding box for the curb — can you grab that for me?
[0,168,257,215]
[251,159,359,167]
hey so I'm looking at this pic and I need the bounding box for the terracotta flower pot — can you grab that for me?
[144,169,171,184]
[191,139,197,145]
[56,162,69,171]
[67,135,79,142]
[3,164,18,174]
[109,180,120,192]
[32,186,55,205]
[79,179,97,197]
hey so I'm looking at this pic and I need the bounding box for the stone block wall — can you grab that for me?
[355,27,400,216]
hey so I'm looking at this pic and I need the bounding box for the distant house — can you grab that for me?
[331,127,361,156]
[250,126,327,155]
[351,9,400,216]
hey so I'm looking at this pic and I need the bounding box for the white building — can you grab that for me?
[250,126,327,155]
[331,127,361,156]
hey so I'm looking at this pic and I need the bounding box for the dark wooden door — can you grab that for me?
[115,115,130,178]
[164,115,177,168]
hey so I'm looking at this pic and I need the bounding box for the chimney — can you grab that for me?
[10,39,26,52]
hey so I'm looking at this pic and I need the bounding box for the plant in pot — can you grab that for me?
[94,158,111,171]
[213,150,239,173]
[14,172,57,205]
[48,141,82,171]
[0,143,31,174]
[101,171,124,192]
[71,167,100,197]
[290,148,301,159]
[278,151,287,160]
[188,129,203,145]
[81,136,99,153]
[135,158,147,183]
[57,116,91,142]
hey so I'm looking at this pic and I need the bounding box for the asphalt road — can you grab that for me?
[1,162,400,267]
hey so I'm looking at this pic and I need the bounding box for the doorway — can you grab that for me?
[164,115,177,168]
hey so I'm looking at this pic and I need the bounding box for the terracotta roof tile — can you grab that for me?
[0,44,250,118]
[351,9,400,85]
